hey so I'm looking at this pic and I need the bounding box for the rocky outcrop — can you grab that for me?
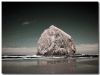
[37,25,76,56]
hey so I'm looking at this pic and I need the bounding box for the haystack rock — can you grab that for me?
[37,25,76,56]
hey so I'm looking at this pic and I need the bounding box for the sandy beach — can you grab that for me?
[2,57,98,74]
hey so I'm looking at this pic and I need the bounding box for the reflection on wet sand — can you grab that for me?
[37,57,76,64]
[36,57,76,73]
[2,57,98,74]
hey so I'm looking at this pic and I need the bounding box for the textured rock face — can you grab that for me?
[37,25,76,56]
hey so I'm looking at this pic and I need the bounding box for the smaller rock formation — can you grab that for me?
[37,25,76,56]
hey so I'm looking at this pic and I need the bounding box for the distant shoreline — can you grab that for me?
[2,54,98,60]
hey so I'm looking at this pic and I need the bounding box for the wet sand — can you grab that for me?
[2,57,98,74]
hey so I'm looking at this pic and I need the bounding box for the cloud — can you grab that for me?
[22,21,30,26]
[76,43,99,54]
[2,43,99,55]
[2,47,37,55]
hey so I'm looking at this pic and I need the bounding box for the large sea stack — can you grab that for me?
[37,25,76,56]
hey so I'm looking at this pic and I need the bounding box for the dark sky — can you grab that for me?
[2,2,98,48]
